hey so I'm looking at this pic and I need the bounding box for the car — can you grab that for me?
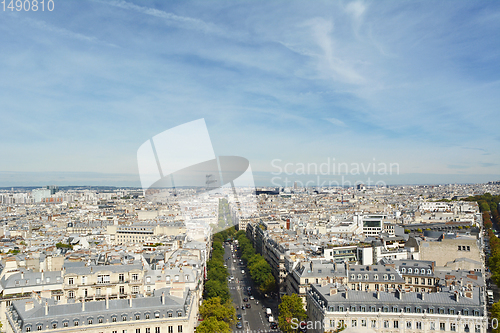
[236,322,243,329]
[256,300,259,305]
[243,297,248,302]
[246,303,251,308]
[241,270,245,274]
[233,259,236,263]
[241,305,245,310]
[270,322,278,329]
[236,314,242,320]
[250,295,254,300]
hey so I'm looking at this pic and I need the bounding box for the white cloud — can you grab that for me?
[325,117,347,127]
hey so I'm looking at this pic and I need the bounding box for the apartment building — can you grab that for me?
[307,284,487,333]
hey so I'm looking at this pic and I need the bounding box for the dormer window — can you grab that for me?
[374,274,379,280]
[408,268,412,274]
[401,268,406,273]
[351,274,355,280]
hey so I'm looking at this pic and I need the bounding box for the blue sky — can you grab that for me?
[0,0,499,186]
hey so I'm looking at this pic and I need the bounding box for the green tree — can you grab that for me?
[199,297,236,324]
[278,294,307,333]
[492,302,500,333]
[404,229,410,234]
[196,316,231,333]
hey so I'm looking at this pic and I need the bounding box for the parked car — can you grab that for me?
[246,303,251,308]
[243,297,248,302]
[270,322,278,329]
[236,322,243,329]
[237,314,242,320]
[250,295,254,300]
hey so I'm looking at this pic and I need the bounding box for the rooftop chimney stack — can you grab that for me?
[82,300,85,312]
[106,294,109,310]
[45,301,48,316]
[162,292,165,305]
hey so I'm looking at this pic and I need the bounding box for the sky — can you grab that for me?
[0,0,499,187]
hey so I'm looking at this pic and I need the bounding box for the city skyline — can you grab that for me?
[1,1,499,186]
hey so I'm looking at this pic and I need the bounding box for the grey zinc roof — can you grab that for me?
[309,284,484,315]
[64,264,143,275]
[11,288,191,329]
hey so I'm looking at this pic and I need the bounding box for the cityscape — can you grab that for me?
[1,1,500,333]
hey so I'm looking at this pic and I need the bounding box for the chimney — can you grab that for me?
[344,291,348,299]
[129,295,133,308]
[397,289,403,300]
[41,270,44,281]
[25,301,34,312]
[455,292,460,302]
[162,292,165,305]
[329,288,337,296]
[376,291,380,299]
[105,294,109,310]
[21,272,24,279]
[82,300,85,312]
[45,301,48,316]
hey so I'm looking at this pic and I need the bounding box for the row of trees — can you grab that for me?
[235,230,276,294]
[197,233,235,333]
[464,194,500,332]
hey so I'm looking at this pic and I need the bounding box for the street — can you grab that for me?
[224,242,280,333]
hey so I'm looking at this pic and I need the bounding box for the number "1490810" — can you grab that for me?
[2,0,54,11]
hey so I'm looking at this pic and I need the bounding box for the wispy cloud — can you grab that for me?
[325,117,347,127]
[97,0,226,37]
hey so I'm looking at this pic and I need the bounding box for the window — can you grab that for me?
[451,323,456,331]
[406,321,412,329]
[449,308,455,315]
[394,321,399,329]
[405,306,411,313]
[428,278,433,285]
[155,312,160,318]
[122,316,127,321]
[96,288,101,296]
[177,311,182,317]
[177,326,182,333]
[428,269,432,275]
[26,327,31,332]
[430,322,435,330]
[360,306,365,312]
[119,274,124,282]
[68,291,74,299]
[305,278,309,284]
[440,322,446,331]
[383,274,388,280]
[168,327,173,333]
[464,324,470,333]
[429,308,434,314]
[463,309,469,315]
[74,321,79,327]
[132,274,139,281]
[119,286,125,294]
[383,321,389,328]
[364,274,368,280]
[415,268,419,274]
[416,307,422,313]
[63,322,68,327]
[136,330,141,333]
[357,274,362,280]
[52,323,57,329]
[136,315,140,320]
[132,286,139,294]
[112,317,117,322]
[145,314,150,319]
[82,276,87,285]
[37,326,42,331]
[88,319,93,325]
[146,329,151,333]
[401,267,406,273]
[408,277,412,284]
[350,306,356,312]
[370,306,376,312]
[458,246,462,251]
[475,324,481,333]
[383,306,389,312]
[417,322,422,329]
[374,274,378,280]
[351,320,357,327]
[439,308,445,314]
[97,275,110,284]
[361,320,366,327]
[467,246,471,251]
[68,277,74,285]
[98,318,103,323]
[338,306,344,312]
